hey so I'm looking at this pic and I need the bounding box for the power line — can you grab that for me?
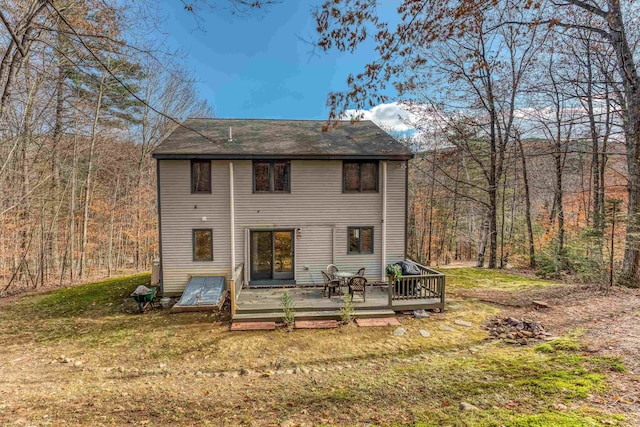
[44,0,217,145]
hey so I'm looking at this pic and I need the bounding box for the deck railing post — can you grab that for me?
[230,263,243,318]
[230,279,235,317]
[388,276,393,308]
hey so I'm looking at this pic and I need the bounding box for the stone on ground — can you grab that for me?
[419,329,430,338]
[459,402,480,411]
[533,300,550,309]
[393,327,406,336]
[413,309,430,319]
[439,325,456,332]
[448,304,464,310]
[454,320,473,327]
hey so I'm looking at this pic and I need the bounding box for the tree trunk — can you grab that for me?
[79,73,106,279]
[517,135,535,268]
[584,42,604,261]
[554,146,566,271]
[499,158,508,268]
[107,176,119,277]
[477,214,489,267]
[607,0,640,284]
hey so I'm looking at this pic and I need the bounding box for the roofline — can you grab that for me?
[152,153,414,161]
[181,117,377,123]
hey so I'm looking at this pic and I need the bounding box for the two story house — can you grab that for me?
[153,118,444,319]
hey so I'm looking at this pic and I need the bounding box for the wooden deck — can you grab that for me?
[233,285,441,322]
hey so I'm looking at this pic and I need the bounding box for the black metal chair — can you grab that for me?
[348,276,367,302]
[321,270,340,298]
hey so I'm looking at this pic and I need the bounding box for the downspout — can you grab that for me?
[405,159,409,259]
[229,161,237,313]
[244,228,249,283]
[381,161,387,281]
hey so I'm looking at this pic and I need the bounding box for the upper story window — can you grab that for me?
[191,160,211,193]
[343,161,378,192]
[253,160,290,193]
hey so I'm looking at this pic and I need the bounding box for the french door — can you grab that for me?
[250,230,294,282]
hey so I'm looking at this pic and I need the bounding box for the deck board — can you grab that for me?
[234,285,441,319]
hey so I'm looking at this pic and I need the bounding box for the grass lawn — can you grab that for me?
[445,267,559,291]
[0,270,631,426]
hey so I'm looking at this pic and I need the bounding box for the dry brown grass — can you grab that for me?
[0,272,635,426]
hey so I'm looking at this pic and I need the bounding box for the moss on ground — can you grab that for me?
[415,409,624,426]
[445,267,559,291]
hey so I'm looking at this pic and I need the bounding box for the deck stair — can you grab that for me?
[232,308,395,322]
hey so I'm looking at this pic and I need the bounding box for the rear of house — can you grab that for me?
[153,119,445,321]
[153,118,444,318]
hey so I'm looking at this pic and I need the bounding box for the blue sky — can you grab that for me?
[156,1,398,120]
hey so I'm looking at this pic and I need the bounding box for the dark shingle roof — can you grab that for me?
[152,118,413,160]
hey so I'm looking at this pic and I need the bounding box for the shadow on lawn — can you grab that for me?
[0,273,220,346]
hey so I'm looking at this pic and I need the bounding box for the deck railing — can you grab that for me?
[387,259,445,309]
[230,263,244,316]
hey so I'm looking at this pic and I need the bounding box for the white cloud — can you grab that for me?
[343,101,623,150]
[342,102,417,133]
[343,102,448,150]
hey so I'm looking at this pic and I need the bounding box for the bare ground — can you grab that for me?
[1,271,639,425]
[455,283,640,423]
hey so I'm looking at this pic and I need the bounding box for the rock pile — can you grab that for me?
[485,317,551,345]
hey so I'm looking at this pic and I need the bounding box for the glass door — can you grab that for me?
[250,230,295,282]
[250,231,273,281]
[273,231,294,280]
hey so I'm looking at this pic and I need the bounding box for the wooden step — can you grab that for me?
[235,304,343,314]
[232,308,395,322]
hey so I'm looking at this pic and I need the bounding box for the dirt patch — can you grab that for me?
[463,283,640,423]
[0,268,140,301]
[1,270,638,425]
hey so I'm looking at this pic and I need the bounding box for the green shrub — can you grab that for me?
[340,294,355,325]
[534,239,607,284]
[280,292,295,330]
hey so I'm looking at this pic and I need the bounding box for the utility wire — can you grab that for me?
[44,0,218,145]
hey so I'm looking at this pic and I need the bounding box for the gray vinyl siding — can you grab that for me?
[159,159,407,293]
[386,161,407,264]
[234,160,337,285]
[159,160,231,295]
[233,160,406,283]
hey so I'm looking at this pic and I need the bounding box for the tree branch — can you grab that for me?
[0,10,26,57]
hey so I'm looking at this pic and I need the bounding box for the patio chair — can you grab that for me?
[321,271,340,298]
[348,276,367,302]
[356,267,365,277]
[326,264,339,281]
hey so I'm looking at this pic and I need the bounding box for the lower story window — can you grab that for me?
[348,226,374,254]
[193,229,213,261]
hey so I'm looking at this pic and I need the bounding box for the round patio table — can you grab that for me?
[333,271,355,291]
